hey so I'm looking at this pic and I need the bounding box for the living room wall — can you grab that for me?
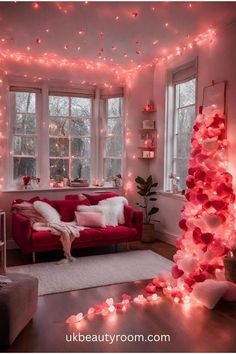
[0,60,154,247]
[150,20,236,244]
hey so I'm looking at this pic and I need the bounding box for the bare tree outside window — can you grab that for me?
[49,95,91,180]
[104,97,123,180]
[173,78,196,190]
[12,92,37,179]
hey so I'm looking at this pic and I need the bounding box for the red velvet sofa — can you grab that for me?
[12,193,143,261]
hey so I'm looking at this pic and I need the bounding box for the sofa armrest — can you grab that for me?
[12,213,32,251]
[133,209,143,239]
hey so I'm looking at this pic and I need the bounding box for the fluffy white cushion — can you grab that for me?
[33,200,61,223]
[191,279,228,309]
[99,196,128,225]
[78,196,128,227]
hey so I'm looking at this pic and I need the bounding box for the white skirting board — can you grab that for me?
[155,231,178,246]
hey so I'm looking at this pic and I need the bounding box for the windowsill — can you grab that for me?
[0,185,118,193]
[157,190,186,201]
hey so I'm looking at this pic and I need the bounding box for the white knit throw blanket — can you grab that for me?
[12,202,84,261]
[32,221,84,261]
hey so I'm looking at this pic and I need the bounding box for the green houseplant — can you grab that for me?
[135,175,159,242]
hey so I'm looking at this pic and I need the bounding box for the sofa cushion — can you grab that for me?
[75,211,106,228]
[83,192,119,205]
[124,205,134,227]
[33,201,61,223]
[76,226,137,244]
[53,199,90,222]
[12,196,41,205]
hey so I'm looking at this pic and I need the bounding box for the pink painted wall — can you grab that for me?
[151,20,236,243]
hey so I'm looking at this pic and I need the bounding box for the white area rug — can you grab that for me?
[7,250,173,296]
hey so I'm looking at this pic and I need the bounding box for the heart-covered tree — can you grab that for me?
[147,109,236,303]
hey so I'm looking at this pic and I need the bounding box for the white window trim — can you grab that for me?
[6,79,124,189]
[164,58,198,193]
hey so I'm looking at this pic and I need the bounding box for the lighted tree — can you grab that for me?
[148,108,236,303]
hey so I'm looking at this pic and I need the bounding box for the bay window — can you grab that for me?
[8,83,124,188]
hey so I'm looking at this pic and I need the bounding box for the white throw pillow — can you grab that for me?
[99,196,128,225]
[33,201,61,223]
[191,279,228,309]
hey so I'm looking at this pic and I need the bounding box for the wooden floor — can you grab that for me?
[3,241,236,353]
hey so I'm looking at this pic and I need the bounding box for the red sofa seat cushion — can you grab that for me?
[83,192,119,205]
[31,226,137,249]
[77,226,137,243]
[53,199,90,222]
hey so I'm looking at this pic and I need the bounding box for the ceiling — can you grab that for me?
[0,1,236,71]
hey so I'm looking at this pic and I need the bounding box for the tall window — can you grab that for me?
[104,97,123,180]
[165,60,197,192]
[173,78,196,190]
[11,91,38,180]
[48,95,92,180]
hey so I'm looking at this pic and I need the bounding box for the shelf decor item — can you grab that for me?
[143,101,155,112]
[142,119,155,129]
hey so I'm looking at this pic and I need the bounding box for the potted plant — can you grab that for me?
[135,175,159,243]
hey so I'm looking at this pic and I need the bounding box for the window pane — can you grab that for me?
[49,138,69,157]
[49,159,69,178]
[71,138,90,158]
[105,137,122,157]
[15,114,36,134]
[104,159,121,180]
[71,159,90,179]
[108,98,122,117]
[174,159,189,191]
[71,97,91,117]
[49,96,69,116]
[176,134,191,158]
[13,157,36,179]
[13,136,36,155]
[49,117,69,136]
[16,92,35,113]
[179,79,196,107]
[71,118,90,136]
[177,106,195,133]
[107,118,122,135]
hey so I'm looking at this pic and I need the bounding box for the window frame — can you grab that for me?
[9,88,41,184]
[48,94,93,180]
[164,59,198,192]
[103,96,124,182]
[7,81,124,188]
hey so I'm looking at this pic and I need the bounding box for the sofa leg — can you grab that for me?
[32,252,36,264]
[114,244,118,253]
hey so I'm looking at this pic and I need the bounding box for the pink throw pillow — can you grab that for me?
[191,279,228,309]
[75,211,106,228]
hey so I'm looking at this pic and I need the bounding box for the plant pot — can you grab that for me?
[142,223,155,243]
[224,256,236,283]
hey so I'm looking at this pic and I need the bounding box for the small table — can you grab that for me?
[0,210,6,274]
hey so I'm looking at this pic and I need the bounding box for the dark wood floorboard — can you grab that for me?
[2,280,236,353]
[3,241,236,352]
